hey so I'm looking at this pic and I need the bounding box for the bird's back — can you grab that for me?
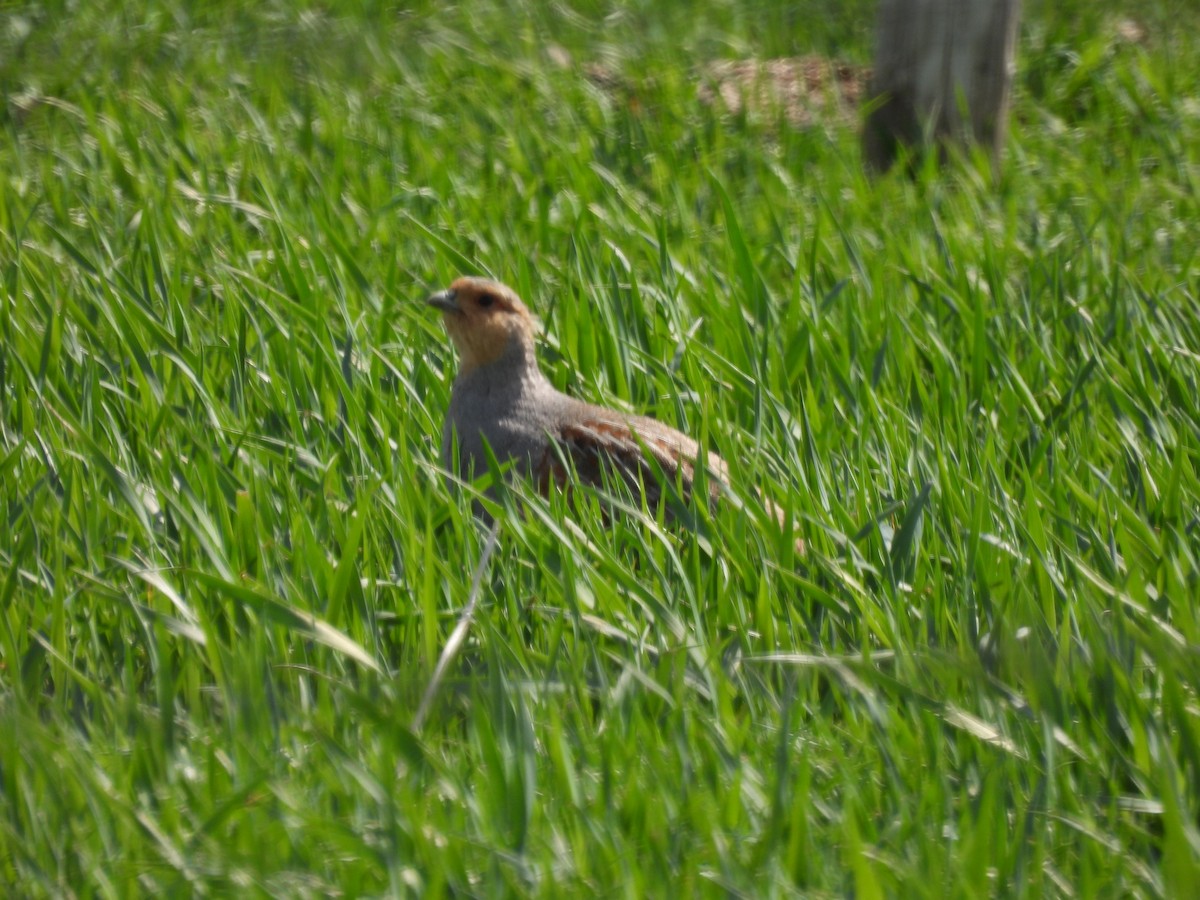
[445,359,724,508]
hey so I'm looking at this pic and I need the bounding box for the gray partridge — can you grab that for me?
[427,276,736,516]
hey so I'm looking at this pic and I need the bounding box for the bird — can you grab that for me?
[426,276,798,545]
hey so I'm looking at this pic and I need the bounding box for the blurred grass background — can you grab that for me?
[2,0,1199,894]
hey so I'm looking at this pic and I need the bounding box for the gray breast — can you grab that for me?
[442,364,560,481]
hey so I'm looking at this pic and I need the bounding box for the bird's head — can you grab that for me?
[426,277,538,375]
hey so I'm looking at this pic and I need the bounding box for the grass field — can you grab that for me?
[3,0,1199,894]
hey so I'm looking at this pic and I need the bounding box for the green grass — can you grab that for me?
[3,0,1199,894]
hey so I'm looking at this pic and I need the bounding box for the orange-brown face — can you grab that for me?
[427,277,536,374]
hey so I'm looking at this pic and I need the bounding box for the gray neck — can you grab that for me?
[454,336,547,397]
[448,338,549,415]
[443,333,557,475]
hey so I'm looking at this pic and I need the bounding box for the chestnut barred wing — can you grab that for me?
[534,414,725,509]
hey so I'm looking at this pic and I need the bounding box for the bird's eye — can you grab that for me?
[477,293,497,308]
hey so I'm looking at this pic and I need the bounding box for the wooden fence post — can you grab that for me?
[863,0,1021,173]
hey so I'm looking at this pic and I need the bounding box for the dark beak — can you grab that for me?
[426,289,460,313]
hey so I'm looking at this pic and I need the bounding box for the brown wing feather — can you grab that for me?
[534,411,725,510]
[532,410,804,553]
